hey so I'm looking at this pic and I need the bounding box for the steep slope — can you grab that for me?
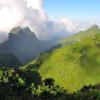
[0,53,21,68]
[0,27,43,64]
[23,25,100,92]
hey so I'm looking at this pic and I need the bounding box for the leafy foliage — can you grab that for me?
[1,67,100,100]
[0,68,69,100]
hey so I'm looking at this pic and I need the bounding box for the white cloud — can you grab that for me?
[0,7,24,31]
[27,0,43,10]
[55,17,78,33]
[0,0,49,40]
[0,0,99,41]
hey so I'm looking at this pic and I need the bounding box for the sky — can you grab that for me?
[0,0,100,41]
[44,0,100,21]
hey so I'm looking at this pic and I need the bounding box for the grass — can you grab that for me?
[23,26,100,92]
[38,34,100,92]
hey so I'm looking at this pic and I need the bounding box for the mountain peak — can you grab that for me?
[9,26,33,35]
[10,26,22,34]
[1,26,43,64]
[23,27,30,31]
[89,25,99,30]
[9,26,37,40]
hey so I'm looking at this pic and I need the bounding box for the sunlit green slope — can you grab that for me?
[39,34,100,92]
[23,25,100,92]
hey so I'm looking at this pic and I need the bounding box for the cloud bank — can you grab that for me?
[0,0,99,41]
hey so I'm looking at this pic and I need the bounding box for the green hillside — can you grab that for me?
[61,25,100,45]
[23,25,100,92]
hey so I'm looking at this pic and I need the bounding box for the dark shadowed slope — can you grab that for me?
[0,53,21,68]
[0,27,43,64]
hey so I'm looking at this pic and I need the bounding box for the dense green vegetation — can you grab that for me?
[39,34,100,92]
[0,68,68,100]
[0,25,100,99]
[23,26,100,92]
[1,67,100,100]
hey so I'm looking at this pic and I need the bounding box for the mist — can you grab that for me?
[0,0,99,42]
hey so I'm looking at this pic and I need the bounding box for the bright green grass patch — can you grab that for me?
[39,35,100,92]
[23,29,100,92]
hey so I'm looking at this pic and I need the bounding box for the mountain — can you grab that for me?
[0,53,21,68]
[0,27,43,64]
[0,31,8,43]
[40,35,65,50]
[61,25,100,45]
[23,25,100,92]
[39,40,55,50]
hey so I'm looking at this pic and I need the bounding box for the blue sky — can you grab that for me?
[44,0,100,21]
[0,0,99,39]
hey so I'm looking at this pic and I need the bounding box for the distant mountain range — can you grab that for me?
[23,25,100,92]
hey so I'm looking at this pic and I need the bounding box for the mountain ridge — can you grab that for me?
[61,25,100,45]
[22,25,100,92]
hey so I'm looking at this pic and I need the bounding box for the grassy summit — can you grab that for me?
[61,25,100,45]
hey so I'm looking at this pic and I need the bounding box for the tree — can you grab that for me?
[43,78,55,88]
